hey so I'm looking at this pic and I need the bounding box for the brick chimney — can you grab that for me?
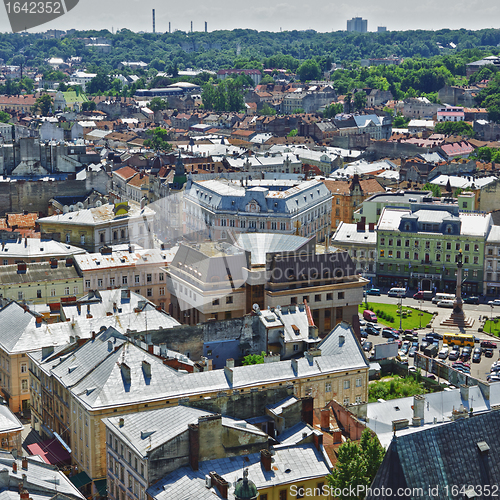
[209,472,228,499]
[301,397,314,426]
[260,449,272,472]
[148,344,154,354]
[320,408,330,431]
[188,423,199,471]
[20,491,29,500]
[21,458,27,470]
[12,461,17,473]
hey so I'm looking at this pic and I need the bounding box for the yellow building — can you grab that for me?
[29,321,368,483]
[38,201,156,253]
[0,259,83,304]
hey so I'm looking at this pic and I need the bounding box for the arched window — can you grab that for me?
[113,231,118,240]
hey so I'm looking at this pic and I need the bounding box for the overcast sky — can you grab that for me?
[1,0,500,34]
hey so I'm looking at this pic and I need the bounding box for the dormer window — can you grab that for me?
[404,223,410,231]
[446,225,452,234]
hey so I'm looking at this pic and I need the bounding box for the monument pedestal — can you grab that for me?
[440,312,474,328]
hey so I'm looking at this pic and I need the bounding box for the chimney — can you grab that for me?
[41,346,54,358]
[260,449,272,472]
[12,461,17,473]
[368,222,375,231]
[339,335,345,347]
[301,397,314,426]
[147,344,154,354]
[159,343,167,357]
[65,257,73,267]
[224,365,233,386]
[291,358,298,374]
[188,424,199,471]
[308,324,319,339]
[50,258,57,268]
[119,417,124,427]
[142,360,151,378]
[121,363,131,384]
[412,395,425,425]
[226,358,234,369]
[313,432,323,451]
[320,408,330,431]
[91,331,96,340]
[108,340,113,351]
[35,317,42,327]
[209,472,229,499]
[20,491,28,500]
[17,262,26,274]
[460,384,469,402]
[21,458,27,470]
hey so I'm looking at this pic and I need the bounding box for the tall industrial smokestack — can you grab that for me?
[191,21,193,32]
[205,21,207,33]
[169,21,171,33]
[152,9,155,33]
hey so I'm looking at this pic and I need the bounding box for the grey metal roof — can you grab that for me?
[0,260,81,286]
[0,239,86,260]
[0,452,84,500]
[71,322,368,411]
[235,233,309,266]
[276,422,320,445]
[147,444,330,500]
[0,404,23,434]
[332,222,377,245]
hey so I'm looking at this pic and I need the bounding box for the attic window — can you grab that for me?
[274,203,278,208]
[477,441,490,454]
[394,406,400,411]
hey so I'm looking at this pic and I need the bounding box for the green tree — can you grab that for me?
[149,97,168,112]
[328,429,384,500]
[353,90,367,111]
[143,127,172,151]
[322,102,343,118]
[87,70,111,94]
[392,114,410,128]
[33,94,53,115]
[0,110,10,123]
[260,74,275,85]
[434,121,475,137]
[297,59,321,82]
[288,129,298,137]
[242,351,266,365]
[259,103,276,116]
[422,182,441,197]
[81,101,96,112]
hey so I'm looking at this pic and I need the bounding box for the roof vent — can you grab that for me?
[477,441,490,454]
[141,430,155,439]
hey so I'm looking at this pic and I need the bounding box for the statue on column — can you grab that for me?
[453,248,464,316]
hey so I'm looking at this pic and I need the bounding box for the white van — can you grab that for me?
[388,287,406,298]
[437,299,454,308]
[432,293,455,304]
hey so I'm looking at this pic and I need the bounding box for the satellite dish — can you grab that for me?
[76,202,84,209]
[96,200,102,207]
[62,205,69,214]
[253,303,260,313]
[69,205,74,212]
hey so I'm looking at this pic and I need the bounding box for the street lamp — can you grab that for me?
[491,304,494,335]
[419,299,423,329]
[399,295,403,331]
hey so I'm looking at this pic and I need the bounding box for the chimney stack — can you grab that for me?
[209,472,228,499]
[121,363,131,384]
[119,417,124,427]
[148,344,154,354]
[260,449,272,471]
[21,458,27,470]
[142,360,152,378]
[12,461,17,473]
[320,408,330,430]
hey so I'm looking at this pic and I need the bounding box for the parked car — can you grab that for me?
[488,299,500,306]
[449,349,460,361]
[363,310,378,322]
[382,328,396,338]
[362,341,373,352]
[366,324,380,336]
[401,342,410,355]
[438,347,449,359]
[408,346,418,357]
[481,340,497,349]
[358,318,366,327]
[485,349,494,358]
[460,351,471,362]
[472,351,482,363]
[413,290,434,300]
[364,288,381,296]
[437,299,454,308]
[360,329,368,338]
[420,341,430,351]
[396,354,408,364]
[464,296,480,305]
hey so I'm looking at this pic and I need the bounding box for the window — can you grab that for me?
[146,288,152,297]
[66,234,70,243]
[97,279,103,288]
[259,221,265,229]
[114,231,118,241]
[388,239,393,246]
[356,377,362,387]
[128,474,132,489]
[159,287,165,296]
[474,244,479,252]
[405,240,410,247]
[315,294,321,302]
[396,251,401,258]
[325,382,332,392]
[404,251,409,259]
[326,293,333,300]
[293,344,299,352]
[445,254,451,262]
[159,273,164,281]
[212,299,219,306]
[414,253,419,261]
[355,395,362,404]
[380,250,384,258]
[122,276,128,285]
[260,495,268,500]
[343,397,350,405]
[446,242,451,250]
[121,229,125,239]
[465,243,470,252]
[436,254,441,262]
[85,279,91,288]
[456,243,460,251]
[414,240,419,247]
[271,222,277,230]
[474,256,479,264]
[110,278,115,286]
[21,363,27,373]
[226,296,233,304]
[146,274,152,283]
[64,287,70,295]
[473,270,478,277]
[279,490,287,500]
[380,238,385,246]
[396,239,401,247]
[241,221,246,228]
[296,486,305,498]
[425,241,430,249]
[73,286,79,295]
[135,275,140,284]
[80,235,85,245]
[343,380,350,389]
[100,233,104,243]
[37,289,42,299]
[50,288,56,297]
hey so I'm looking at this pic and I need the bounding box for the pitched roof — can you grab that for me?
[369,411,500,499]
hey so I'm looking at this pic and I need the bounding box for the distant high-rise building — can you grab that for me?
[377,26,387,32]
[347,17,367,33]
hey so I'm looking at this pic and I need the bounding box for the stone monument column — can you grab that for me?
[453,248,464,316]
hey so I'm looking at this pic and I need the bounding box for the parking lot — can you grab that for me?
[360,321,500,382]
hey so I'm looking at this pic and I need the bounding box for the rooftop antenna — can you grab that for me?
[152,9,155,33]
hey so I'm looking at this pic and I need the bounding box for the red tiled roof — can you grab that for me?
[6,212,38,228]
[113,166,137,180]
